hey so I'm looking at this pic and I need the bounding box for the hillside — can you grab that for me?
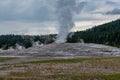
[0,19,120,50]
[68,19,120,47]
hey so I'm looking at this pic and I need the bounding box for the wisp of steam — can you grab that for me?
[55,0,86,43]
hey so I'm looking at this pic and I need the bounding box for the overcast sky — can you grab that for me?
[0,0,120,35]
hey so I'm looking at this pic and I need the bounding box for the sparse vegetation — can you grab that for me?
[22,58,89,64]
[0,57,119,80]
[0,74,120,80]
[0,57,16,62]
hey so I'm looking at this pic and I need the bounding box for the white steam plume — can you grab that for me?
[55,0,86,43]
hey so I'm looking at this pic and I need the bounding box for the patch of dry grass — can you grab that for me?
[0,57,16,62]
[0,57,120,80]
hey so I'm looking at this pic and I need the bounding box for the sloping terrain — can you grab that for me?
[68,19,120,47]
[0,43,120,58]
[0,43,120,80]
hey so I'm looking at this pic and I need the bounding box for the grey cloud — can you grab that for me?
[106,8,120,15]
[83,1,98,13]
[0,0,56,21]
[0,0,119,22]
[106,1,117,6]
[0,21,57,35]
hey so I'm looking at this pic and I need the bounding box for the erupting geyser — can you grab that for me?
[55,0,86,43]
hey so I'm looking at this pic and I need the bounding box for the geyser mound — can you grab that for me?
[0,43,120,58]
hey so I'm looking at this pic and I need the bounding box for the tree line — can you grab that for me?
[0,19,120,50]
[0,34,56,50]
[67,19,120,47]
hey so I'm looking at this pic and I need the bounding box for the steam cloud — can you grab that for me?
[55,0,86,43]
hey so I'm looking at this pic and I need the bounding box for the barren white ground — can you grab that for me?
[0,43,120,65]
[0,43,120,58]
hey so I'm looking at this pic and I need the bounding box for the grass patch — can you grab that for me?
[0,74,120,80]
[0,57,120,80]
[22,57,120,64]
[22,58,89,64]
[45,74,120,80]
[0,57,16,62]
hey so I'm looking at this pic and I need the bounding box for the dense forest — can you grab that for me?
[67,19,120,47]
[0,34,55,50]
[0,19,120,50]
